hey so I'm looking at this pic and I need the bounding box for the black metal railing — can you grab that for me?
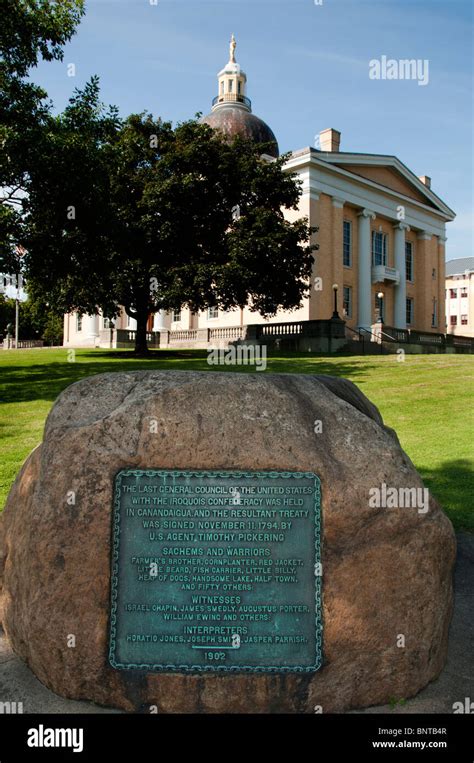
[381,325,410,343]
[346,323,474,353]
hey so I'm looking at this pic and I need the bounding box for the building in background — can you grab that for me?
[445,258,474,338]
[63,38,456,349]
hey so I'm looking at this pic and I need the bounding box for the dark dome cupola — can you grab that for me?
[201,35,279,158]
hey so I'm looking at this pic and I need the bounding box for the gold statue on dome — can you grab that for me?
[229,33,236,63]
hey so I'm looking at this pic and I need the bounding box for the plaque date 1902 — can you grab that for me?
[109,470,322,673]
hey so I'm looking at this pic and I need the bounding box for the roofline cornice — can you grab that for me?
[284,148,456,221]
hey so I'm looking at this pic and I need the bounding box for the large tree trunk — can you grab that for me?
[134,309,150,356]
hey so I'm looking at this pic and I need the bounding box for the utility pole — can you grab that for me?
[13,247,26,349]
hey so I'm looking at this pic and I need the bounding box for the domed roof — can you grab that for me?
[202,106,279,158]
[202,36,279,159]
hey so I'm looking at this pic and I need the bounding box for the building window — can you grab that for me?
[406,298,414,326]
[432,268,436,279]
[103,317,113,329]
[431,299,437,328]
[172,310,181,323]
[237,81,241,94]
[449,289,457,298]
[342,286,352,318]
[372,231,387,266]
[228,80,233,93]
[343,221,352,267]
[461,315,468,325]
[405,241,413,282]
[450,315,457,326]
[207,306,219,320]
[76,314,82,332]
[461,288,468,297]
[220,81,224,95]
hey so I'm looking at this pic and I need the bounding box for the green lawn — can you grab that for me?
[0,348,472,531]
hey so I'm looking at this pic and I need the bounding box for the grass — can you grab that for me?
[0,348,472,531]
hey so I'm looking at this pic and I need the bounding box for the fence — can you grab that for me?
[256,322,305,338]
[99,329,160,348]
[346,324,474,352]
[209,326,246,341]
[249,319,346,341]
[445,334,474,349]
[168,330,198,343]
[2,338,44,349]
[383,325,474,350]
[167,327,246,344]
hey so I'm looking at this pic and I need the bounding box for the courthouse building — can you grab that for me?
[445,258,474,338]
[63,38,456,348]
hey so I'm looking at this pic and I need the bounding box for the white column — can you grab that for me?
[153,310,166,331]
[438,236,447,333]
[85,313,99,344]
[417,231,433,332]
[393,223,410,329]
[357,209,375,330]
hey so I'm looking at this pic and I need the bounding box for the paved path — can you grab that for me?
[0,533,472,714]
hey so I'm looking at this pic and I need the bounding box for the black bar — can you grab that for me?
[0,712,471,761]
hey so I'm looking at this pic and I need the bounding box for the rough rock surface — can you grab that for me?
[0,371,456,712]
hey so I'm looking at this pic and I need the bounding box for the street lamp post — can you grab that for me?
[328,283,342,354]
[332,283,340,319]
[377,291,384,324]
[377,291,384,354]
[15,277,20,349]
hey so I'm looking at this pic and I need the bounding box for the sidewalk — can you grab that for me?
[0,533,472,714]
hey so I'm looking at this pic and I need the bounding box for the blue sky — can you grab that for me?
[33,0,473,260]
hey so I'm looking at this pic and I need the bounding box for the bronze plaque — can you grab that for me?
[109,469,322,672]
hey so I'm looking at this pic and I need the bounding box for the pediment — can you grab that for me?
[336,163,433,206]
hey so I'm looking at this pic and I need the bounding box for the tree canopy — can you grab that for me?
[0,2,316,354]
[1,0,85,77]
[0,0,84,273]
[20,80,316,353]
[0,290,63,344]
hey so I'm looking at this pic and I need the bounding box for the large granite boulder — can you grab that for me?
[0,371,455,712]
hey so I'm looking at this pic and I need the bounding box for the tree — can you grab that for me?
[20,285,65,344]
[0,290,63,343]
[1,0,84,77]
[22,90,317,354]
[20,77,121,324]
[0,0,84,273]
[0,293,14,336]
[41,312,64,345]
